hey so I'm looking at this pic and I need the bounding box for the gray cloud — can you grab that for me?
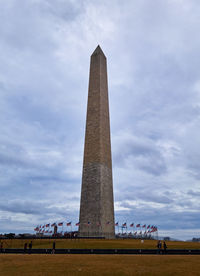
[113,133,167,176]
[187,190,200,197]
[0,0,200,239]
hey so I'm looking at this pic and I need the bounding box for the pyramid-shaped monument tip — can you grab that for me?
[92,45,106,57]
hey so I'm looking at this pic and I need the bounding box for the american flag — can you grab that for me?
[151,226,157,232]
[58,222,63,226]
[67,222,71,226]
[130,223,134,227]
[51,223,56,227]
[115,222,119,226]
[122,222,127,227]
[142,224,146,228]
[46,224,50,227]
[75,222,80,226]
[147,225,150,229]
[136,224,140,227]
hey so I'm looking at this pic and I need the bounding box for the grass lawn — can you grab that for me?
[0,254,200,275]
[1,238,200,250]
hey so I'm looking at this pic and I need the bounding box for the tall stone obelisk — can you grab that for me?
[78,46,115,239]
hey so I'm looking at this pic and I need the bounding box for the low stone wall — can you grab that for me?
[1,248,200,255]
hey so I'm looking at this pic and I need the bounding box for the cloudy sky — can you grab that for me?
[0,0,200,240]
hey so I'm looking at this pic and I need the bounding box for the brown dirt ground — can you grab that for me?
[0,254,200,276]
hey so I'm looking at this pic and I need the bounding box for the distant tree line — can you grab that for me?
[192,237,200,242]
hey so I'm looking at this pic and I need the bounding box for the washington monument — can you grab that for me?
[78,46,115,238]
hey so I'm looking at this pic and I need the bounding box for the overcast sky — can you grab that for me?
[0,0,200,240]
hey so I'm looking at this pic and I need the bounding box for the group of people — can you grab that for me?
[0,242,3,252]
[24,241,32,253]
[157,240,167,254]
[23,241,56,254]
